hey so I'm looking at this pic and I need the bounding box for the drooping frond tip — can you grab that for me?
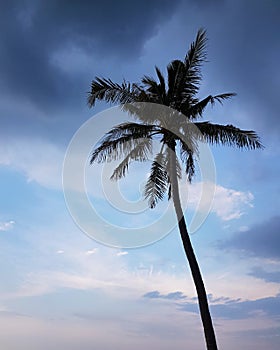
[90,122,157,164]
[187,93,236,119]
[144,153,169,209]
[110,138,152,180]
[195,122,264,150]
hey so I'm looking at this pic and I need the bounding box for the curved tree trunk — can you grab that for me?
[168,143,218,350]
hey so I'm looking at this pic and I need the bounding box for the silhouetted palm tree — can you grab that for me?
[88,29,262,350]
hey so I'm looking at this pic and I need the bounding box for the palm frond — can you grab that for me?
[91,134,150,164]
[184,28,207,72]
[155,66,165,89]
[102,122,158,141]
[179,139,196,182]
[176,154,182,180]
[186,153,195,182]
[186,93,236,119]
[155,66,167,103]
[209,93,237,105]
[110,138,152,180]
[144,152,169,208]
[141,71,166,104]
[123,102,173,126]
[195,122,264,149]
[141,75,158,92]
[184,28,207,94]
[88,77,140,107]
[167,60,188,108]
[90,123,156,164]
[183,95,211,119]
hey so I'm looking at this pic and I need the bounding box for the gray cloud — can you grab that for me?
[249,267,280,284]
[0,0,279,146]
[144,289,280,320]
[143,290,187,300]
[208,1,280,136]
[223,296,280,319]
[0,0,181,109]
[179,294,280,320]
[163,0,280,138]
[218,216,280,260]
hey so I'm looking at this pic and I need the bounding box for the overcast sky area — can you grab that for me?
[0,0,279,349]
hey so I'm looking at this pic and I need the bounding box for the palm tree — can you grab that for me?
[87,29,263,350]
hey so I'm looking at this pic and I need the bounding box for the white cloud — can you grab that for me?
[212,185,254,220]
[85,249,98,255]
[0,138,64,189]
[181,181,254,221]
[0,220,15,232]
[56,250,64,254]
[116,251,128,257]
[0,138,254,225]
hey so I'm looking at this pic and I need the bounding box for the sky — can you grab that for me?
[0,0,279,349]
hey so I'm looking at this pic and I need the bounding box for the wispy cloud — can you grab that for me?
[85,249,98,255]
[116,251,128,257]
[0,220,15,232]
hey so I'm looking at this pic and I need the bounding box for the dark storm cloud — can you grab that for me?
[160,0,279,137]
[0,0,181,108]
[203,0,280,134]
[218,216,280,260]
[1,0,278,141]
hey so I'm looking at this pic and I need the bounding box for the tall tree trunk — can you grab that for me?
[168,143,218,350]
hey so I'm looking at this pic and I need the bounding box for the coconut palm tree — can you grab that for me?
[87,29,262,350]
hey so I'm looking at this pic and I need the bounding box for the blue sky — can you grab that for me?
[0,0,279,349]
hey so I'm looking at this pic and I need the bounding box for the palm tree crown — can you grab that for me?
[88,28,262,209]
[88,29,262,350]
